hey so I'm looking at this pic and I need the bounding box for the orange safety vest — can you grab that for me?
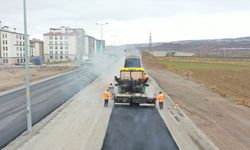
[157,94,164,102]
[103,91,110,100]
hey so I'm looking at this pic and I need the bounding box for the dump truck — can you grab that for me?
[113,55,156,106]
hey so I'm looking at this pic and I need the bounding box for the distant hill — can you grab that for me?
[140,37,250,57]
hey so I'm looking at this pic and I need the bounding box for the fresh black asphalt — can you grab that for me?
[102,105,179,150]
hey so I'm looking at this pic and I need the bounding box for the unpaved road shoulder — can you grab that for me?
[142,53,250,150]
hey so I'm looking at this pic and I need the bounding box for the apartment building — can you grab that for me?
[43,26,85,63]
[85,35,95,58]
[0,22,29,65]
[85,36,105,58]
[30,38,44,63]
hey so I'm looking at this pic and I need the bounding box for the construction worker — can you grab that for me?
[108,83,114,96]
[142,73,149,83]
[103,89,111,108]
[157,91,165,109]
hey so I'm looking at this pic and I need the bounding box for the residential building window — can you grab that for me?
[65,51,68,59]
[6,59,8,63]
[55,55,58,59]
[3,53,5,57]
[55,51,58,55]
[60,41,63,45]
[50,51,53,55]
[49,36,53,40]
[20,41,22,45]
[2,34,4,38]
[17,53,19,57]
[16,41,18,45]
[65,41,68,44]
[16,35,18,39]
[60,56,63,59]
[50,56,53,59]
[23,42,25,46]
[23,36,25,40]
[55,46,58,49]
[20,47,22,51]
[17,47,19,51]
[3,40,4,45]
[20,36,22,39]
[60,51,63,54]
[20,53,22,57]
[55,36,58,40]
[6,40,7,44]
[50,46,53,49]
[5,34,7,38]
[49,41,53,44]
[60,46,63,49]
[65,46,68,49]
[55,41,58,45]
[60,36,63,40]
[3,47,5,51]
[6,47,8,51]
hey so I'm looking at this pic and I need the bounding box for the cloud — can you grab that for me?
[1,0,250,44]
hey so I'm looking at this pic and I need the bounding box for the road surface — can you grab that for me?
[102,105,179,150]
[0,54,118,148]
[3,52,218,150]
[5,55,179,150]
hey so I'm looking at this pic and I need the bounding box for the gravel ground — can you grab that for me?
[142,52,250,150]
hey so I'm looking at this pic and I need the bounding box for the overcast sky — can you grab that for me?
[1,0,250,45]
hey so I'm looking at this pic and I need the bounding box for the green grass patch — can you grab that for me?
[155,58,250,71]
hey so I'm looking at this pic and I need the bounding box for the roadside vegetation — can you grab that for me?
[142,52,250,107]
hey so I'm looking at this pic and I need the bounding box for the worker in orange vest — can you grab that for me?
[108,83,114,96]
[103,89,111,107]
[142,73,149,83]
[157,91,165,109]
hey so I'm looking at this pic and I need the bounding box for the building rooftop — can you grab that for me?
[44,26,85,36]
[43,32,75,36]
[30,38,44,43]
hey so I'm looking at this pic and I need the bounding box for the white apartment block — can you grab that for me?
[43,26,85,63]
[0,22,29,65]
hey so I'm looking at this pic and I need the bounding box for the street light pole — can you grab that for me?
[96,22,108,52]
[23,0,32,132]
